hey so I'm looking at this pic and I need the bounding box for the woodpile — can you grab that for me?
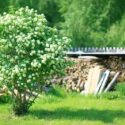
[64,56,104,92]
[103,56,125,82]
[1,56,125,95]
[49,56,124,94]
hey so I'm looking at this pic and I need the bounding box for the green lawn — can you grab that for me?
[0,91,125,125]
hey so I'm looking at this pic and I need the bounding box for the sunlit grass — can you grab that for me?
[0,87,125,125]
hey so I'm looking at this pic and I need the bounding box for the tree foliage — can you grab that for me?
[0,7,70,115]
[62,0,125,47]
[0,0,62,27]
[1,0,125,47]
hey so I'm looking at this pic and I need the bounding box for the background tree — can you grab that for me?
[0,0,62,27]
[62,0,125,47]
[0,0,125,47]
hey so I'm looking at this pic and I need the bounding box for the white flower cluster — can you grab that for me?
[0,7,71,89]
[31,59,41,68]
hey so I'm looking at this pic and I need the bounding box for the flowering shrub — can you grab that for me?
[0,7,70,115]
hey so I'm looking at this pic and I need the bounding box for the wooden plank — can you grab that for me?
[84,68,94,94]
[94,72,106,95]
[104,72,120,92]
[98,70,110,94]
[85,66,104,94]
[89,66,103,93]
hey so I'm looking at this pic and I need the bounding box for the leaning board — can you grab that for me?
[89,66,103,93]
[85,66,103,94]
[84,68,94,94]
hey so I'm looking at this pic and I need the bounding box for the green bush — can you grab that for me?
[41,85,68,104]
[0,7,70,115]
[98,83,125,100]
[99,91,121,100]
[45,85,67,98]
[0,93,11,104]
[115,83,125,96]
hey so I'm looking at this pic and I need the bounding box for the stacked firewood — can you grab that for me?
[63,57,104,92]
[103,56,122,71]
[1,56,125,95]
[103,56,125,82]
[50,56,125,92]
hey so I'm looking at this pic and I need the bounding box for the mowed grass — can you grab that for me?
[0,87,125,125]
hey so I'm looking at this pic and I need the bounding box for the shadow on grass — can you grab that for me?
[30,108,125,123]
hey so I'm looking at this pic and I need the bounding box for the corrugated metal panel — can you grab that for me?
[66,47,125,56]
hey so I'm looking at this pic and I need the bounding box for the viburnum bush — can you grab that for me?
[0,7,70,115]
